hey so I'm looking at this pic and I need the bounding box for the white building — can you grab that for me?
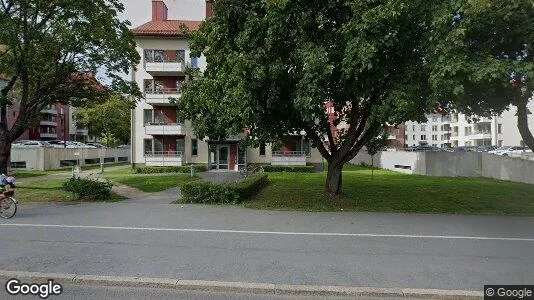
[405,102,534,148]
[129,1,323,170]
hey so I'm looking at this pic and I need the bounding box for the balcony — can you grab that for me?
[41,108,58,115]
[469,132,492,140]
[145,88,181,106]
[144,151,184,167]
[40,121,57,126]
[144,123,184,135]
[76,129,89,136]
[144,60,186,76]
[271,151,307,166]
[40,133,58,139]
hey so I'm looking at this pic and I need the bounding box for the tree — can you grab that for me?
[428,0,534,150]
[0,0,141,173]
[181,0,432,195]
[364,129,388,179]
[75,95,132,147]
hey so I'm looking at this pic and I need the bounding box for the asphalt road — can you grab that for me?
[1,202,533,292]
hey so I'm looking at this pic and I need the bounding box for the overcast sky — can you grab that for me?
[119,0,206,27]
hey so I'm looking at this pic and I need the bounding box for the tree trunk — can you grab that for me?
[326,160,343,196]
[517,101,534,151]
[0,132,11,175]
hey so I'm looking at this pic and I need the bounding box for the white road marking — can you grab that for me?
[0,223,533,242]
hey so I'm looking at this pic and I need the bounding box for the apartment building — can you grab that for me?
[405,103,534,148]
[130,1,323,170]
[7,103,70,142]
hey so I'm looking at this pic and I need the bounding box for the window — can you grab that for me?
[191,56,199,68]
[421,135,427,140]
[432,125,438,131]
[259,143,266,156]
[498,124,502,134]
[154,110,165,124]
[143,79,153,93]
[412,135,416,140]
[420,125,426,131]
[303,139,311,156]
[143,139,153,154]
[432,117,438,122]
[143,109,153,125]
[432,135,438,141]
[498,140,503,147]
[404,135,408,141]
[432,144,437,147]
[412,125,416,131]
[176,139,185,154]
[177,50,186,61]
[191,139,198,156]
[154,138,164,153]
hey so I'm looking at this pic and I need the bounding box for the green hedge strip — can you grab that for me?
[262,165,314,173]
[63,178,113,201]
[134,165,208,174]
[180,173,269,204]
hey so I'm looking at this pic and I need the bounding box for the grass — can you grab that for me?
[112,175,200,192]
[10,170,62,179]
[244,167,534,216]
[15,179,126,203]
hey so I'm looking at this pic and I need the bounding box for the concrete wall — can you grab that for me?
[372,151,534,185]
[11,148,130,171]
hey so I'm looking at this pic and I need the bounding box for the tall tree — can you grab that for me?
[181,0,432,195]
[75,94,132,147]
[429,0,534,150]
[0,0,141,173]
[364,129,388,179]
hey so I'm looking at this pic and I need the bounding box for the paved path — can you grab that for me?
[1,202,533,291]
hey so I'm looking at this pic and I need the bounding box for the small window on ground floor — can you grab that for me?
[154,138,164,153]
[143,139,152,154]
[259,143,266,156]
[191,139,198,156]
[176,139,185,155]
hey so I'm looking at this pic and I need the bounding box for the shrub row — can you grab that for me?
[262,165,314,173]
[134,165,208,174]
[180,173,269,205]
[63,178,113,201]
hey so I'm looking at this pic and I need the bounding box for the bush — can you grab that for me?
[181,173,269,204]
[134,165,207,174]
[262,165,314,173]
[63,177,113,201]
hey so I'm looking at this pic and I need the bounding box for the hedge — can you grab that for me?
[180,173,269,204]
[262,165,314,173]
[63,178,113,201]
[134,165,208,174]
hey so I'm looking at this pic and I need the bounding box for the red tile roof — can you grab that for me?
[131,20,202,37]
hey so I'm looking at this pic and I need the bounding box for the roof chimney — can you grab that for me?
[152,0,168,21]
[205,0,213,20]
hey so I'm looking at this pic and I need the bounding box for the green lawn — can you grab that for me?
[11,170,62,179]
[15,180,126,203]
[245,168,534,216]
[112,175,200,192]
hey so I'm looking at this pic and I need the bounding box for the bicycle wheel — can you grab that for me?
[0,197,17,219]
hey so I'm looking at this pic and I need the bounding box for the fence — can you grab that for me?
[350,150,534,185]
[10,148,131,171]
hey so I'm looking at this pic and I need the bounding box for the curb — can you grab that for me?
[0,270,483,299]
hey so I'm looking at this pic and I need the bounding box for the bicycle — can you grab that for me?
[0,187,17,219]
[239,163,264,177]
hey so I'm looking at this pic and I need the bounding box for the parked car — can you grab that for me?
[475,145,497,152]
[488,146,512,155]
[71,141,97,149]
[47,140,80,149]
[497,146,532,156]
[117,144,131,149]
[454,146,477,152]
[11,140,52,148]
[405,145,443,152]
[86,142,106,148]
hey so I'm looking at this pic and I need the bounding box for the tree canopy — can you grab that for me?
[429,0,534,149]
[75,94,132,147]
[181,0,433,195]
[0,0,141,172]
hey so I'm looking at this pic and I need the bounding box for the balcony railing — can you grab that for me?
[40,108,58,115]
[144,88,182,105]
[271,151,307,166]
[144,59,186,75]
[76,129,89,135]
[144,151,184,167]
[40,121,58,127]
[144,123,184,135]
[40,133,58,138]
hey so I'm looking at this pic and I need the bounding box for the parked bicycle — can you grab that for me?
[239,163,264,177]
[0,175,17,219]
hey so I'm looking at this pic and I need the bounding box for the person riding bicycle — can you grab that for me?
[0,175,16,198]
